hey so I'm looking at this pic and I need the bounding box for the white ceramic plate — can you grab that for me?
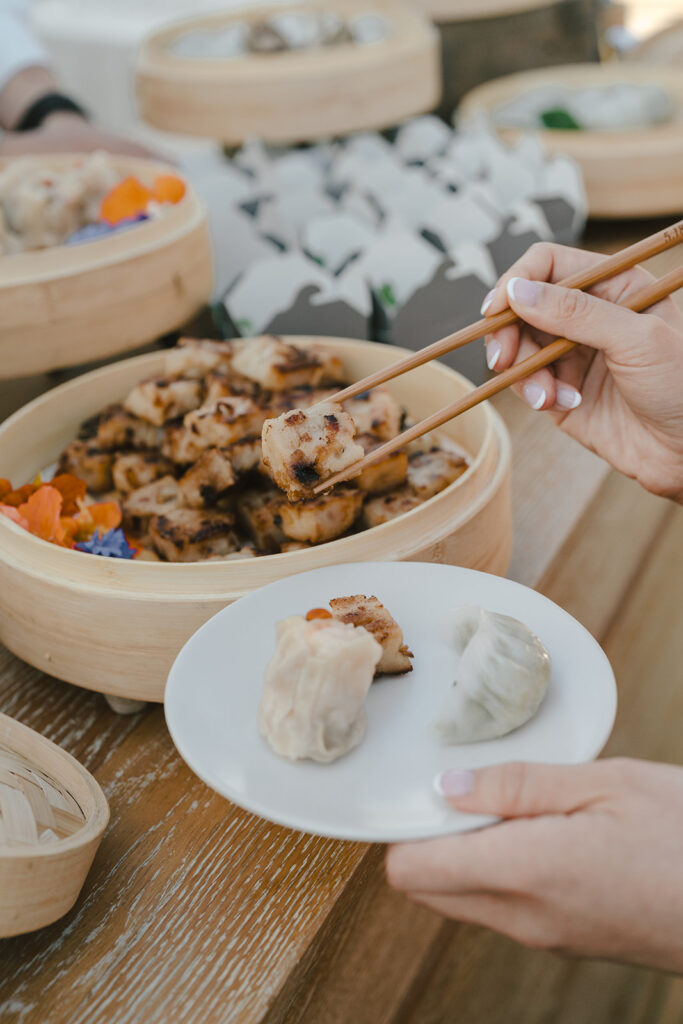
[165,562,617,842]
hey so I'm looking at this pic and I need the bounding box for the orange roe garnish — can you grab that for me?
[152,174,186,204]
[0,480,12,502]
[49,473,87,516]
[100,177,152,225]
[2,483,38,507]
[305,608,333,621]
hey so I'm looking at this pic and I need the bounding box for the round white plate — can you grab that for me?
[165,562,617,842]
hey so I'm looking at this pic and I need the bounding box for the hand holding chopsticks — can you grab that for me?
[314,221,683,495]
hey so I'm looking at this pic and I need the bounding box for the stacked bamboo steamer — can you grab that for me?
[410,0,600,116]
[0,155,212,379]
[136,0,441,143]
[0,713,109,937]
[0,336,512,704]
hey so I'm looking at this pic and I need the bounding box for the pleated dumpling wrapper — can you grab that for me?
[259,615,382,762]
[437,606,551,744]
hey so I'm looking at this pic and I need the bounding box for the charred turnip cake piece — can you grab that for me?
[179,448,236,508]
[227,436,262,476]
[329,594,413,675]
[149,508,238,562]
[122,475,183,533]
[342,388,402,440]
[231,336,325,391]
[237,487,287,553]
[361,488,421,529]
[96,405,162,452]
[204,367,263,402]
[406,447,467,499]
[164,337,234,379]
[112,452,175,495]
[354,433,408,495]
[185,398,266,449]
[261,401,364,501]
[57,440,114,494]
[262,386,339,420]
[123,377,203,426]
[279,485,364,544]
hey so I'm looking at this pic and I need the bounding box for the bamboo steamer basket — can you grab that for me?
[0,155,213,379]
[0,712,109,937]
[135,1,441,143]
[458,63,683,218]
[0,336,512,703]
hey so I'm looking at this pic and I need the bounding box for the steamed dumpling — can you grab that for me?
[436,606,551,744]
[259,615,382,762]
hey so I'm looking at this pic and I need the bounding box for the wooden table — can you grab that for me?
[1,233,682,1023]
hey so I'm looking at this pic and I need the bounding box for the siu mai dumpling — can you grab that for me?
[259,615,382,762]
[436,606,551,744]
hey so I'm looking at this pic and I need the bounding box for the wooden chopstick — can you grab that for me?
[328,219,683,405]
[314,263,683,494]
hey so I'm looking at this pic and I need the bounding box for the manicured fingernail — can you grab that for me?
[480,289,495,315]
[555,382,582,410]
[523,382,547,410]
[486,339,501,370]
[508,277,540,306]
[434,770,475,798]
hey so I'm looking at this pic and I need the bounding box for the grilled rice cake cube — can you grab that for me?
[261,401,364,501]
[227,436,262,476]
[236,487,287,553]
[342,388,402,441]
[162,424,204,466]
[361,487,422,529]
[123,377,203,426]
[164,338,234,379]
[279,485,364,544]
[355,433,408,495]
[96,404,162,452]
[406,447,467,500]
[312,348,345,386]
[231,336,325,391]
[57,440,113,494]
[122,475,183,530]
[329,594,413,675]
[261,386,339,419]
[112,452,175,495]
[179,448,236,508]
[204,367,263,402]
[184,397,266,449]
[150,508,238,562]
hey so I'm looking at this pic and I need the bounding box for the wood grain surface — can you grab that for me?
[1,224,682,1022]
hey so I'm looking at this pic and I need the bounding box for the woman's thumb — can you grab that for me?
[436,762,600,818]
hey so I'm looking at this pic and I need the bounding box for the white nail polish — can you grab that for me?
[523,382,547,410]
[486,340,501,370]
[556,383,583,410]
[480,290,495,316]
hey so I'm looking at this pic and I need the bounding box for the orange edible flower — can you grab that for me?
[0,504,29,530]
[100,177,152,225]
[2,483,37,507]
[305,608,333,621]
[152,174,186,204]
[17,487,66,545]
[89,501,122,532]
[0,479,12,501]
[49,473,87,516]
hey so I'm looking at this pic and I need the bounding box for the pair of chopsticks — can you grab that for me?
[314,220,683,494]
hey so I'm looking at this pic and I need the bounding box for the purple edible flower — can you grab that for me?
[75,528,137,559]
